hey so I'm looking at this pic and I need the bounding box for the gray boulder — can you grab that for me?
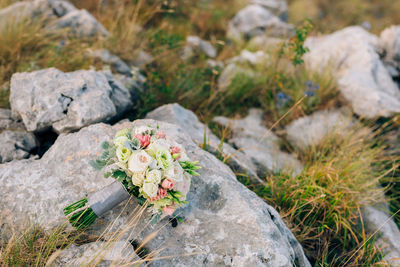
[0,0,57,25]
[304,26,400,118]
[213,109,302,176]
[181,36,217,59]
[47,9,109,37]
[227,4,294,42]
[379,25,400,78]
[0,0,108,38]
[87,49,132,76]
[285,109,355,151]
[0,130,37,163]
[146,103,262,184]
[0,119,310,266]
[10,68,132,133]
[362,205,400,265]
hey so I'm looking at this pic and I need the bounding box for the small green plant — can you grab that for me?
[282,19,314,66]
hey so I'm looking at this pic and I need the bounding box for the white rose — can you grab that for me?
[165,161,184,182]
[142,182,158,198]
[116,146,132,163]
[146,169,162,184]
[146,139,170,157]
[114,136,129,148]
[128,150,153,172]
[131,171,145,186]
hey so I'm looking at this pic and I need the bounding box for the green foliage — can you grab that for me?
[283,19,314,66]
[89,141,116,171]
[179,161,201,176]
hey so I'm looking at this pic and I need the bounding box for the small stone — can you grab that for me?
[87,49,132,76]
[227,4,294,42]
[181,36,217,59]
[46,9,109,38]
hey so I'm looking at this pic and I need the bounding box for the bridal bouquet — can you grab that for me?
[64,125,200,230]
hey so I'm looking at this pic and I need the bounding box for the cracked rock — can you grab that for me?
[10,68,132,133]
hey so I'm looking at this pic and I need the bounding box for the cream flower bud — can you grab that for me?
[116,146,132,163]
[114,136,129,148]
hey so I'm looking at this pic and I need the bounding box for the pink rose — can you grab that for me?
[136,134,150,148]
[163,205,175,216]
[170,146,181,161]
[158,188,167,198]
[161,179,174,190]
[170,146,180,154]
[156,131,166,139]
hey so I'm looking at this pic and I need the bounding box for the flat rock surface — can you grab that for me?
[285,109,355,151]
[10,68,132,133]
[0,119,310,266]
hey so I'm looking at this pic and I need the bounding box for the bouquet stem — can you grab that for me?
[64,198,97,230]
[64,181,130,230]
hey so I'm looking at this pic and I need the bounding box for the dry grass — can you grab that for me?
[253,122,396,266]
[288,0,400,34]
[0,202,173,266]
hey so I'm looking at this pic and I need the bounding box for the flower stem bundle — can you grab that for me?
[63,198,97,230]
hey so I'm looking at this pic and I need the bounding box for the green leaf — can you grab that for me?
[101,141,110,150]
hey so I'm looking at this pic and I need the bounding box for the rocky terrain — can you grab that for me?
[1,0,400,266]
